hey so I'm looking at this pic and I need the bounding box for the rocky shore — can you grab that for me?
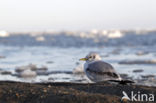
[0,81,155,103]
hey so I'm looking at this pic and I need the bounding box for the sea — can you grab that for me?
[0,30,156,86]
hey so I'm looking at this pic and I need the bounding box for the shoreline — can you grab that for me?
[0,81,155,103]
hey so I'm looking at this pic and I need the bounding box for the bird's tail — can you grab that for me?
[108,79,135,85]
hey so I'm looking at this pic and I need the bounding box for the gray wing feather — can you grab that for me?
[88,61,116,72]
[87,61,119,78]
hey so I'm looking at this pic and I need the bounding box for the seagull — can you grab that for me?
[79,52,122,83]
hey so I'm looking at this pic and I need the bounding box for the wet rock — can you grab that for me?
[37,71,49,75]
[119,59,156,64]
[119,74,133,80]
[120,74,128,78]
[46,61,54,64]
[15,64,37,73]
[48,77,54,81]
[0,71,12,75]
[0,56,6,59]
[37,66,48,71]
[62,77,70,80]
[48,71,73,75]
[0,81,155,103]
[133,69,144,73]
[28,64,38,71]
[141,75,155,79]
[135,77,156,87]
[70,79,88,83]
[15,66,27,73]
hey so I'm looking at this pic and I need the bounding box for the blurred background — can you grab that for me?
[0,0,156,86]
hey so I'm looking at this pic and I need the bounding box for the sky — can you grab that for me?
[0,0,156,32]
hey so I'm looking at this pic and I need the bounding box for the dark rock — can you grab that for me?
[0,71,12,75]
[133,69,144,73]
[46,61,54,64]
[0,81,155,103]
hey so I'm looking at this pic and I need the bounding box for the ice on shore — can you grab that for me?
[15,64,48,78]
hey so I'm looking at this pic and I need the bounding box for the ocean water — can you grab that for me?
[0,31,156,86]
[0,46,155,85]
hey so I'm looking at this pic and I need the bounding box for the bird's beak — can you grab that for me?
[79,58,87,61]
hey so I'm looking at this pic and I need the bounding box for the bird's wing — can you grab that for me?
[87,61,120,78]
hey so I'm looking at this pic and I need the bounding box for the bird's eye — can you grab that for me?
[93,56,95,58]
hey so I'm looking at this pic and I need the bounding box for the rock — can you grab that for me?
[119,59,156,64]
[120,74,128,78]
[0,71,12,75]
[29,64,38,71]
[15,66,27,73]
[0,56,6,59]
[46,61,54,64]
[37,71,49,76]
[15,64,36,73]
[37,66,48,71]
[35,66,48,75]
[141,75,155,79]
[48,77,54,81]
[133,69,144,73]
[0,81,155,103]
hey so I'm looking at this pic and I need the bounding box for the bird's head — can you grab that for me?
[79,52,101,63]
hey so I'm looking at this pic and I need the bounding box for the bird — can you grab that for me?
[79,52,122,83]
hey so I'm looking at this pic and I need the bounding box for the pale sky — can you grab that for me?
[0,0,156,32]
